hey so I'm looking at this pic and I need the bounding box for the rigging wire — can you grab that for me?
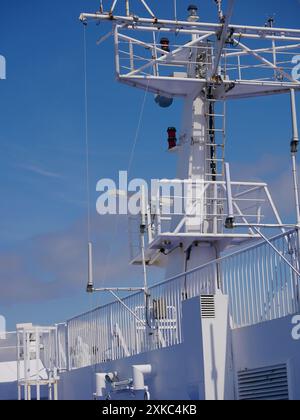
[83,26,95,311]
[128,82,150,175]
[100,81,150,288]
[82,18,150,303]
[83,24,99,386]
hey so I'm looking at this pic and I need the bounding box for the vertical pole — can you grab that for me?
[237,55,242,80]
[141,185,151,345]
[147,202,153,243]
[272,38,277,79]
[225,163,234,229]
[152,31,159,77]
[290,89,300,225]
[266,18,278,80]
[156,187,161,235]
[24,331,28,401]
[87,242,94,291]
[213,182,218,234]
[141,185,148,292]
[17,331,21,400]
[54,381,58,401]
[66,323,70,372]
[174,0,177,21]
[129,41,134,72]
[114,24,120,77]
[290,88,300,309]
[48,383,52,401]
[125,0,130,16]
[36,327,41,401]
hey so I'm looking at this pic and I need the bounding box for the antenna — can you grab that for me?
[86,242,94,293]
[265,14,280,80]
[214,0,224,22]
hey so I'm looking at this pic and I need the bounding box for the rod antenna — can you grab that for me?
[87,242,94,293]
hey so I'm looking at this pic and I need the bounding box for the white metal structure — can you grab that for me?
[1,0,300,401]
[16,324,60,401]
[79,0,300,293]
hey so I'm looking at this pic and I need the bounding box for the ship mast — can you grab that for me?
[80,1,300,297]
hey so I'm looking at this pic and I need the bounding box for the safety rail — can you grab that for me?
[129,179,282,263]
[67,229,300,370]
[115,26,300,85]
[222,229,300,328]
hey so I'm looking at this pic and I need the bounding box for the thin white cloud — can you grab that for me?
[0,215,148,305]
[18,164,63,179]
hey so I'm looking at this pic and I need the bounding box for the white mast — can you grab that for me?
[80,0,300,292]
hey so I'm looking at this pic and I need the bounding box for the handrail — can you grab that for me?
[68,229,296,323]
[66,228,300,369]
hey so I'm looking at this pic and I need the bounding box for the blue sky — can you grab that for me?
[0,0,299,330]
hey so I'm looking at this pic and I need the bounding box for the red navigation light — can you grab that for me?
[167,127,177,150]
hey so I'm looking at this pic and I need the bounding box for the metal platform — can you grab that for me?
[129,179,283,265]
[120,76,300,100]
[131,232,261,265]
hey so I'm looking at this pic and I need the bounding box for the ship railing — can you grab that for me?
[66,228,300,370]
[114,25,300,84]
[129,180,281,263]
[222,228,300,328]
[56,323,68,372]
[0,329,68,382]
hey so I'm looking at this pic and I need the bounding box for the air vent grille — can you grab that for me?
[200,295,215,319]
[238,364,289,401]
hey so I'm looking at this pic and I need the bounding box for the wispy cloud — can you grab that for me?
[1,155,296,309]
[0,215,151,306]
[18,164,63,179]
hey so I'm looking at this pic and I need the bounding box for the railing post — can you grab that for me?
[156,187,162,235]
[295,229,300,311]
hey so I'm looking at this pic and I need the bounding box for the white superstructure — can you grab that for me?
[1,0,300,400]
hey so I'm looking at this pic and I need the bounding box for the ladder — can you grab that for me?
[204,91,227,233]
[205,94,227,181]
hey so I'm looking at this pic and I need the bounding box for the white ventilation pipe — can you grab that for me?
[132,365,152,390]
[95,372,114,398]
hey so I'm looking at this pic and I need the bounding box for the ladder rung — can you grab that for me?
[206,143,224,147]
[206,158,224,162]
[207,129,224,132]
[206,114,225,117]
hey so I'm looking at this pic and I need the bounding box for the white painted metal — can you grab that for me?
[225,163,234,221]
[129,179,282,265]
[16,325,60,400]
[210,0,235,78]
[132,364,151,390]
[65,229,300,369]
[2,2,300,401]
[290,89,300,226]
